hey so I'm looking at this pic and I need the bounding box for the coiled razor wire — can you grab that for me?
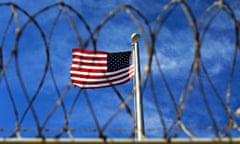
[0,0,239,139]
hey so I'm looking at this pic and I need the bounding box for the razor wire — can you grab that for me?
[0,0,239,139]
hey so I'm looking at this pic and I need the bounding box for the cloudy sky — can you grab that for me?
[0,0,240,139]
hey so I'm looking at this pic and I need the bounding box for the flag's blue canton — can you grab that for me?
[107,51,132,72]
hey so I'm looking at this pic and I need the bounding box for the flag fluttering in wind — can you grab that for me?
[70,49,134,89]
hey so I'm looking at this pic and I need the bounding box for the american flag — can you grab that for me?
[70,49,134,89]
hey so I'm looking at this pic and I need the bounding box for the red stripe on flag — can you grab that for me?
[70,67,107,73]
[73,79,132,89]
[71,74,130,85]
[72,55,107,61]
[72,61,107,67]
[73,49,106,55]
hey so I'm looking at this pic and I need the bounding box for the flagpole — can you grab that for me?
[131,33,145,140]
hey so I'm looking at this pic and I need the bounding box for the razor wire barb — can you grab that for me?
[0,0,240,139]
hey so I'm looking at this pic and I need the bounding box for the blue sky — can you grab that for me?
[0,0,240,139]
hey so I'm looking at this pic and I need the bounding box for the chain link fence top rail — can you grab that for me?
[0,0,240,139]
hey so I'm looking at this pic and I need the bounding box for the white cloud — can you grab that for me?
[145,27,195,77]
[201,33,236,76]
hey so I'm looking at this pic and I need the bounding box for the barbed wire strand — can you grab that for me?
[11,3,46,137]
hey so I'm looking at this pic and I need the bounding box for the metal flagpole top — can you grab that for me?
[131,33,140,43]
